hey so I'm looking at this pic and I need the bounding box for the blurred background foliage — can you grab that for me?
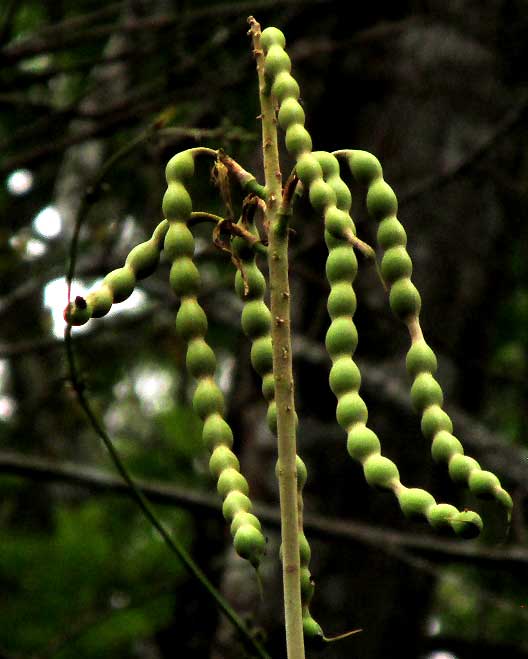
[1,0,527,658]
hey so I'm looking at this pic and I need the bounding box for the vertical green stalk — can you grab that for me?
[248,16,305,659]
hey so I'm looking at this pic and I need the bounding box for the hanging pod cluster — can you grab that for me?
[63,18,512,653]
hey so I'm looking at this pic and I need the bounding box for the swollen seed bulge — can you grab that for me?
[103,267,135,303]
[88,287,113,318]
[126,241,160,279]
[327,281,357,319]
[451,511,483,539]
[328,177,352,211]
[209,444,239,477]
[285,124,312,157]
[162,182,192,221]
[296,153,323,185]
[278,97,305,130]
[329,357,361,396]
[265,44,291,77]
[325,206,350,238]
[165,151,194,182]
[421,404,453,440]
[346,425,380,462]
[271,71,300,103]
[261,373,275,401]
[431,430,463,463]
[202,413,234,450]
[217,468,249,498]
[381,246,413,283]
[405,340,438,377]
[169,258,200,296]
[398,488,435,520]
[389,278,421,320]
[234,525,266,565]
[448,454,480,484]
[308,179,336,212]
[186,338,216,378]
[336,392,368,428]
[363,454,399,489]
[230,511,261,535]
[325,317,358,357]
[366,180,398,220]
[222,491,252,521]
[468,470,501,499]
[175,299,208,341]
[250,336,273,376]
[261,26,286,50]
[410,373,444,412]
[193,379,224,419]
[426,503,458,532]
[377,216,407,249]
[241,300,271,338]
[164,222,195,259]
[348,150,382,185]
[235,266,266,299]
[325,246,358,283]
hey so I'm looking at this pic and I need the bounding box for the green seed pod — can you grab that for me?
[325,317,358,357]
[264,44,291,78]
[327,281,357,319]
[398,487,435,520]
[164,221,195,259]
[381,246,413,284]
[175,299,208,341]
[234,265,266,300]
[217,467,250,498]
[186,338,217,378]
[426,503,458,532]
[303,616,324,648]
[347,425,381,462]
[296,153,323,185]
[431,430,463,463]
[209,444,239,478]
[389,278,421,320]
[193,378,224,419]
[266,400,277,434]
[63,300,91,326]
[296,455,308,489]
[169,258,200,296]
[308,179,336,212]
[366,179,398,220]
[202,413,234,451]
[377,216,407,249]
[336,392,368,428]
[222,491,252,521]
[313,151,340,178]
[410,373,444,412]
[103,267,135,303]
[327,176,352,211]
[165,150,194,182]
[261,372,275,401]
[325,246,358,283]
[448,454,481,484]
[325,206,351,238]
[468,470,501,499]
[125,241,160,279]
[241,300,271,338]
[451,510,483,539]
[496,489,513,511]
[162,182,192,221]
[421,404,453,440]
[87,287,113,318]
[285,124,312,157]
[278,97,305,130]
[348,150,382,186]
[233,524,266,566]
[271,71,300,103]
[250,336,273,376]
[230,511,262,535]
[329,357,361,396]
[406,340,438,378]
[261,26,286,50]
[298,533,311,565]
[300,566,315,602]
[363,454,399,489]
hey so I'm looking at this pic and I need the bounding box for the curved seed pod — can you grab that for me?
[310,150,483,539]
[64,220,169,326]
[164,150,266,567]
[343,149,512,519]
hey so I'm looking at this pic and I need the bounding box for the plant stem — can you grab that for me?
[249,17,305,659]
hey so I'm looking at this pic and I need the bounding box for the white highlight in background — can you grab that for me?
[33,205,62,238]
[6,169,33,196]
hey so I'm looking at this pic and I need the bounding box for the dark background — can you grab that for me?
[1,1,527,657]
